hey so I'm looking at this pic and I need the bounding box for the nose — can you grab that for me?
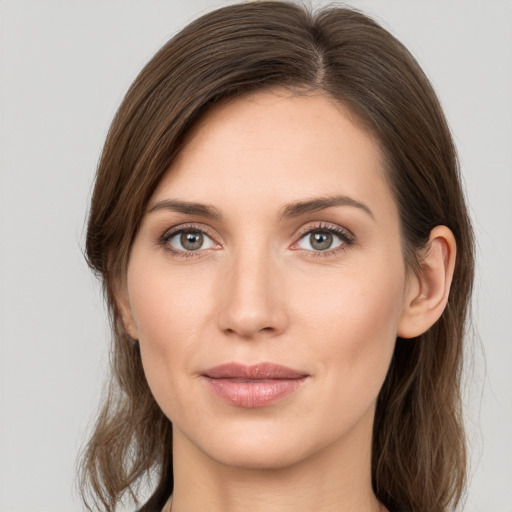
[216,244,288,339]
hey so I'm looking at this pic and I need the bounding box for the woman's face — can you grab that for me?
[122,90,413,470]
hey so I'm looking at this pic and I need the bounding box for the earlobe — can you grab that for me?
[397,226,456,339]
[114,280,138,340]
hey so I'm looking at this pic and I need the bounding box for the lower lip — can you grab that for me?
[203,377,307,408]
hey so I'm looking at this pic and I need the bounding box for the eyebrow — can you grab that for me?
[147,194,374,221]
[278,195,375,220]
[148,199,223,219]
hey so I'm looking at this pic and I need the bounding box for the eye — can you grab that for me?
[294,225,353,254]
[163,228,218,253]
[297,230,342,251]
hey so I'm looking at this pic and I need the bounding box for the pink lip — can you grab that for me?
[202,363,308,408]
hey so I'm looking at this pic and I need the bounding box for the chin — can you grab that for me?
[175,412,356,472]
[203,436,313,470]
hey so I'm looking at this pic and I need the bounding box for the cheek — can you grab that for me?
[293,255,406,400]
[128,253,209,338]
[295,250,405,332]
[126,260,211,397]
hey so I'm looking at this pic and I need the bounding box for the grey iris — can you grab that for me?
[310,231,332,250]
[181,231,203,250]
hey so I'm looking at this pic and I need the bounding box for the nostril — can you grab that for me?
[223,325,275,338]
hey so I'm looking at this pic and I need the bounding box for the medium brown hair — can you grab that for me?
[80,2,474,511]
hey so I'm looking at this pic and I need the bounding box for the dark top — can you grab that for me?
[137,503,410,512]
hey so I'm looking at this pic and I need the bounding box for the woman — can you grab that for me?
[79,2,474,512]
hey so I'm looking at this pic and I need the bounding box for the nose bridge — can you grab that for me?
[217,237,286,338]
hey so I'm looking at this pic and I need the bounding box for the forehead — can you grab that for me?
[151,90,394,218]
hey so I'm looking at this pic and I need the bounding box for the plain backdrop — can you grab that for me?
[0,1,511,511]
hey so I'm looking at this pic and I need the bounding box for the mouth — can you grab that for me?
[202,362,309,408]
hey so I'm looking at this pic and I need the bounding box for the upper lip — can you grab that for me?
[203,362,308,380]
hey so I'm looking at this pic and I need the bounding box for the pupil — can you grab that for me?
[181,231,203,250]
[310,231,332,250]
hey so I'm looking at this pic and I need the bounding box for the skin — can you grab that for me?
[119,90,456,512]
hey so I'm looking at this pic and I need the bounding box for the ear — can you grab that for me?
[114,279,138,340]
[397,225,457,339]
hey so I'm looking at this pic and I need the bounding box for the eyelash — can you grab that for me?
[159,222,355,259]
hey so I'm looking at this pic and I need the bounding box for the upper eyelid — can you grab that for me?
[294,222,354,240]
[162,223,218,240]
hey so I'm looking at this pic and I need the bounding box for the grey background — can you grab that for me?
[0,1,510,511]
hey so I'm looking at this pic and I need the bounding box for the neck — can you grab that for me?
[169,411,383,512]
